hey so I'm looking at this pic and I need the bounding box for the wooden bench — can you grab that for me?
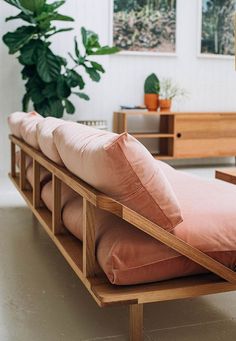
[9,134,236,341]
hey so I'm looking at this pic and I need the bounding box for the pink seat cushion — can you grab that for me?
[15,151,32,170]
[159,161,236,253]
[20,113,43,149]
[41,180,78,212]
[26,165,52,188]
[62,162,236,285]
[53,123,182,231]
[8,111,37,138]
[37,117,65,165]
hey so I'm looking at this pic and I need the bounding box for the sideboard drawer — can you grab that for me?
[175,114,220,139]
[175,138,219,158]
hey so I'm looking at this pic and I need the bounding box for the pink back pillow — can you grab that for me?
[8,111,37,138]
[53,123,182,230]
[20,112,43,149]
[37,117,65,165]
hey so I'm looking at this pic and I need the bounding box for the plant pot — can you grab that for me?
[160,99,172,112]
[144,94,159,111]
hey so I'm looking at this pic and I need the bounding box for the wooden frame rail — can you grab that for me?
[9,135,236,341]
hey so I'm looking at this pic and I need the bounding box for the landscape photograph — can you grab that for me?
[113,0,176,53]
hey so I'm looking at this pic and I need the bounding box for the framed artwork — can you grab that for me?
[199,0,236,58]
[111,0,177,56]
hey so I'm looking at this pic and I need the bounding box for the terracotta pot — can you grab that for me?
[144,94,159,111]
[159,99,172,112]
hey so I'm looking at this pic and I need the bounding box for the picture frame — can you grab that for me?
[110,0,178,57]
[198,0,236,59]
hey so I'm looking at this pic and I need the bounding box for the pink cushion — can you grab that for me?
[159,161,236,253]
[41,180,78,212]
[53,123,182,230]
[8,111,37,138]
[62,169,236,285]
[20,113,43,149]
[37,117,65,165]
[15,151,32,170]
[26,165,52,188]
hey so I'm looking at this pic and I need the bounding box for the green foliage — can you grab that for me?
[2,0,119,117]
[160,78,188,100]
[144,73,160,94]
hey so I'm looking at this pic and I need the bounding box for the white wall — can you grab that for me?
[1,0,236,174]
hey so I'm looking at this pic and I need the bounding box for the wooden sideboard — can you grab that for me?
[113,111,236,160]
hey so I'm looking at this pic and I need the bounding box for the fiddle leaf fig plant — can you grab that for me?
[2,0,119,117]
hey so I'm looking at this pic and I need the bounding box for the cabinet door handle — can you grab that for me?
[176,133,182,138]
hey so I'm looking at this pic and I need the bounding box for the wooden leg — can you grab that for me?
[129,304,143,341]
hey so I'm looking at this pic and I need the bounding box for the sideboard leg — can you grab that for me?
[129,304,143,341]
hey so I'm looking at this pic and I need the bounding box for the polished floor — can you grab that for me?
[0,166,236,341]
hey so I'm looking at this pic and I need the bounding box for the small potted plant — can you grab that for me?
[159,78,187,112]
[144,73,160,111]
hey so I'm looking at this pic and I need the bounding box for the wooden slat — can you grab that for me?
[83,198,96,278]
[19,149,26,190]
[130,304,143,341]
[33,159,41,208]
[52,174,63,235]
[130,133,174,138]
[123,208,236,283]
[96,194,123,217]
[11,141,16,177]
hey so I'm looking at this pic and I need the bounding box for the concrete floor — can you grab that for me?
[0,166,236,341]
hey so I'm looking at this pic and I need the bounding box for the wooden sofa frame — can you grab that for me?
[9,134,236,341]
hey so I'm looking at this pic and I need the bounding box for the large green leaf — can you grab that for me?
[3,0,33,15]
[57,77,71,98]
[74,37,80,58]
[2,26,37,54]
[35,100,50,117]
[36,12,74,22]
[5,12,33,24]
[42,1,65,12]
[20,0,45,13]
[81,27,87,47]
[21,65,37,79]
[29,86,45,104]
[46,27,73,38]
[66,69,85,89]
[73,92,90,101]
[64,99,75,114]
[90,61,105,73]
[42,82,57,98]
[85,67,101,82]
[22,92,30,111]
[89,46,120,55]
[36,48,61,82]
[48,97,64,117]
[19,39,44,65]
